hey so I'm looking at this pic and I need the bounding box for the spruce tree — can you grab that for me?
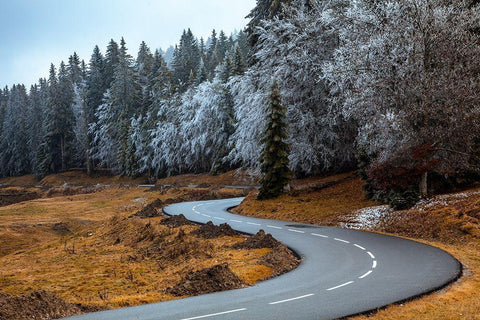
[258,80,290,200]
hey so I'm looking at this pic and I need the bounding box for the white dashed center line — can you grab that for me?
[288,229,305,234]
[354,244,366,250]
[327,281,354,291]
[311,233,328,238]
[185,201,380,309]
[359,270,373,279]
[181,308,247,320]
[269,294,315,305]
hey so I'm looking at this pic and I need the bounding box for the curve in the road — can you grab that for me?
[65,198,461,320]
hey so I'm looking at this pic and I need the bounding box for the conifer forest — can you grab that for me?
[1,0,479,208]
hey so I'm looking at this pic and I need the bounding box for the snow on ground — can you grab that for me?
[414,190,480,211]
[342,189,480,230]
[341,205,393,230]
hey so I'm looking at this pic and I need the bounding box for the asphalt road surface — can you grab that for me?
[65,198,461,320]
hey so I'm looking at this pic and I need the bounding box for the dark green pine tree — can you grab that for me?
[172,29,201,92]
[104,39,120,88]
[27,83,45,173]
[0,85,31,177]
[206,29,218,78]
[258,80,290,200]
[150,49,173,110]
[136,41,155,116]
[196,58,208,85]
[68,52,82,85]
[218,55,233,83]
[236,30,250,63]
[108,37,141,175]
[216,31,229,63]
[36,63,76,178]
[85,45,105,174]
[56,61,76,171]
[230,45,246,76]
[86,45,105,124]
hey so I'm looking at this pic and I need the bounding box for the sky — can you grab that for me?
[0,0,256,89]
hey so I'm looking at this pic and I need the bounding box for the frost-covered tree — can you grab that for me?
[246,0,292,48]
[258,80,290,199]
[323,0,480,203]
[91,38,141,174]
[227,72,268,169]
[230,1,356,175]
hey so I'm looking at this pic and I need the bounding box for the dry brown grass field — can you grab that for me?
[2,170,480,319]
[0,171,298,319]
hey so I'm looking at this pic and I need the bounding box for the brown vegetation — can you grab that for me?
[0,174,298,319]
[233,172,376,225]
[235,172,480,320]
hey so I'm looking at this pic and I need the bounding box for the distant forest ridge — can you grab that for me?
[0,0,479,208]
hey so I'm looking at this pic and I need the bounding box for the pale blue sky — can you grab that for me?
[0,0,255,89]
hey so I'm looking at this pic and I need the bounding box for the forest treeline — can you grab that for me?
[1,0,479,207]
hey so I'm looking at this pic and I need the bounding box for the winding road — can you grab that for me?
[65,198,461,320]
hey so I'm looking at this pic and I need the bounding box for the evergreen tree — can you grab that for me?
[86,46,105,124]
[91,38,141,175]
[258,80,290,200]
[196,58,208,85]
[72,61,92,172]
[0,87,7,146]
[36,63,76,177]
[216,31,229,63]
[230,45,246,76]
[84,45,105,174]
[68,52,82,85]
[0,85,31,177]
[27,83,46,173]
[136,41,154,116]
[217,55,233,83]
[104,39,120,88]
[246,0,292,48]
[236,30,250,62]
[172,29,201,92]
[206,29,219,77]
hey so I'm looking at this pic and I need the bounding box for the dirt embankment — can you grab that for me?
[167,263,247,296]
[0,188,41,206]
[0,291,101,320]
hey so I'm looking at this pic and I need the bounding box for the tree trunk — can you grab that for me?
[419,171,428,198]
[61,136,66,171]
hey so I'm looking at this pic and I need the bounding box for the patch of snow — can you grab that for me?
[414,190,480,211]
[341,205,393,230]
